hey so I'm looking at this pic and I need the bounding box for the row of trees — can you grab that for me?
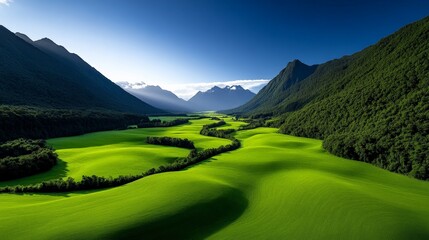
[238,119,266,130]
[0,139,58,181]
[199,120,237,139]
[0,174,145,193]
[0,121,241,193]
[146,136,195,149]
[137,118,190,128]
[200,128,235,139]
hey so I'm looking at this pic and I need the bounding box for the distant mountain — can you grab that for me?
[116,82,256,112]
[117,82,191,113]
[0,27,163,114]
[226,16,429,180]
[188,85,255,111]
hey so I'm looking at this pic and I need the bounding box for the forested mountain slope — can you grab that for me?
[228,16,429,179]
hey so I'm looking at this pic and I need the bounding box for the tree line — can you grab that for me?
[238,119,266,130]
[199,120,236,139]
[0,105,143,142]
[137,117,190,128]
[146,136,195,149]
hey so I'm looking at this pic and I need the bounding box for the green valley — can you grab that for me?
[0,3,428,239]
[0,118,428,239]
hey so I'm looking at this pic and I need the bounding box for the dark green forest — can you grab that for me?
[227,16,429,180]
[0,105,143,142]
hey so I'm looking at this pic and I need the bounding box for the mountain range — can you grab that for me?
[226,16,429,179]
[116,82,191,113]
[188,85,255,111]
[1,24,258,115]
[117,82,256,112]
[0,26,163,114]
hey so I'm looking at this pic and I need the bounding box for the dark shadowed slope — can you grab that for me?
[189,85,255,111]
[226,16,429,180]
[0,27,163,114]
[226,59,318,114]
[14,32,33,44]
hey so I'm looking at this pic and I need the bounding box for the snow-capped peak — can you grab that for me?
[225,85,242,91]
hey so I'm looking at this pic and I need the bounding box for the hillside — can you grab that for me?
[1,119,429,239]
[227,16,429,179]
[189,85,255,111]
[0,26,163,115]
[117,82,191,113]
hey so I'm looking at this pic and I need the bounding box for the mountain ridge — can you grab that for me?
[117,82,257,112]
[188,85,255,111]
[0,25,164,114]
[117,82,191,113]
[226,59,318,114]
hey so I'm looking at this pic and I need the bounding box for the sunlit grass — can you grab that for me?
[0,120,428,239]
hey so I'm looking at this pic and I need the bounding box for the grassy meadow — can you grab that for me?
[0,118,429,239]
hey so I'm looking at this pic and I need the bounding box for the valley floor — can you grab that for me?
[0,118,429,239]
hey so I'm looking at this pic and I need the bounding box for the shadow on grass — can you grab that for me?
[105,188,249,240]
[0,159,69,188]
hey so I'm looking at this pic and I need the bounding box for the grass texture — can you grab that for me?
[0,119,428,239]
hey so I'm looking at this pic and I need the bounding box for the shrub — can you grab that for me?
[0,139,58,181]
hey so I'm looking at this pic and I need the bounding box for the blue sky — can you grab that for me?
[1,0,428,99]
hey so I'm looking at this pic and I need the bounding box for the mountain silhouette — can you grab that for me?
[0,27,163,114]
[188,85,255,111]
[117,82,191,113]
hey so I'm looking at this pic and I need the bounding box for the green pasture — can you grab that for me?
[0,119,428,239]
[0,118,230,187]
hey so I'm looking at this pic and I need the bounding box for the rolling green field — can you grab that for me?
[0,118,230,187]
[0,118,429,239]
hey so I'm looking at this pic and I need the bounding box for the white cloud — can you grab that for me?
[160,79,270,100]
[116,81,146,89]
[0,0,12,6]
